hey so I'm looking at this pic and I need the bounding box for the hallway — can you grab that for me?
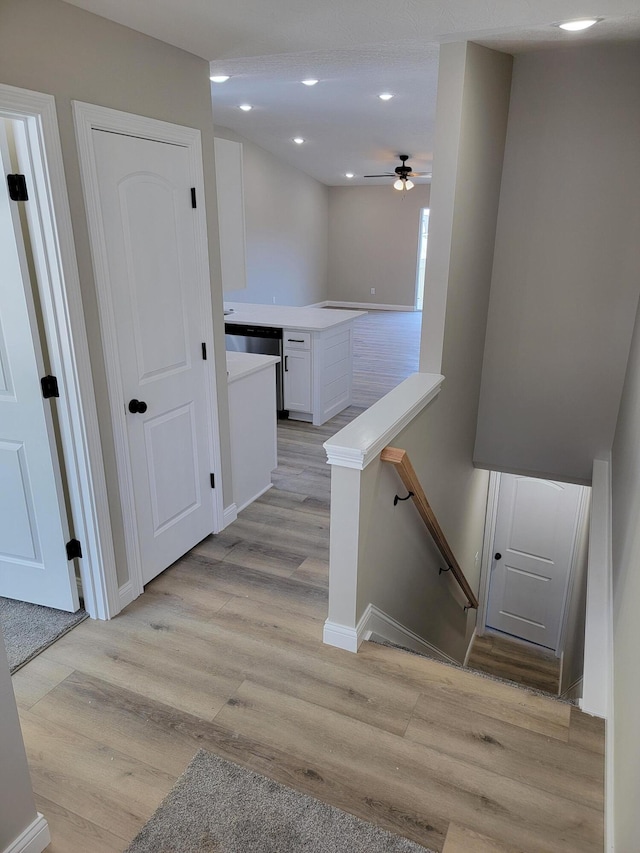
[11,312,604,853]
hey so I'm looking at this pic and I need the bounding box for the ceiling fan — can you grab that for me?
[364,154,431,191]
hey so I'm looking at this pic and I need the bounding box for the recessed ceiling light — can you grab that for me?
[558,18,598,31]
[302,79,319,86]
[345,173,354,178]
[210,75,230,83]
[378,93,394,101]
[293,137,305,144]
[238,104,253,111]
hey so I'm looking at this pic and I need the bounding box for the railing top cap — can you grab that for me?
[324,372,444,471]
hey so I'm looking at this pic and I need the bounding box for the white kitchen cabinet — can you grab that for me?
[225,303,365,425]
[284,328,312,414]
[284,348,311,413]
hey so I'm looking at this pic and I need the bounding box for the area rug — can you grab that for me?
[0,597,87,673]
[125,750,435,853]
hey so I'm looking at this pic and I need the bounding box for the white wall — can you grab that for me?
[214,127,329,307]
[0,0,232,587]
[611,287,640,851]
[327,184,430,308]
[475,44,640,484]
[418,42,513,613]
[0,632,43,851]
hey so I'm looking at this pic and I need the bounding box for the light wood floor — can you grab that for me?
[11,312,604,853]
[467,632,561,696]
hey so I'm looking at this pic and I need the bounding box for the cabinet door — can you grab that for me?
[284,349,311,412]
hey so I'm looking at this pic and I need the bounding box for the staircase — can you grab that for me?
[466,631,561,696]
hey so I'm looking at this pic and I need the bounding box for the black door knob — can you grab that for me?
[128,399,148,414]
[494,552,502,560]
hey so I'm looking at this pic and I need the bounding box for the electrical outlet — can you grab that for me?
[370,287,376,295]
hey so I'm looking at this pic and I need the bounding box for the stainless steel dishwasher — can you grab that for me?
[225,323,287,417]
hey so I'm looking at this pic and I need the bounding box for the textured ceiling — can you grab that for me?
[62,0,640,186]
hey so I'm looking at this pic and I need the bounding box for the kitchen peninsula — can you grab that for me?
[224,303,365,425]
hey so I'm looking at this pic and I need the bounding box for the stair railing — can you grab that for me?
[381,446,479,610]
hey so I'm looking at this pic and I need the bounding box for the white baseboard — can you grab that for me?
[223,503,238,528]
[324,604,458,664]
[323,300,417,312]
[323,620,358,652]
[463,627,477,667]
[236,484,272,515]
[561,677,584,702]
[118,579,138,613]
[361,604,459,664]
[3,815,50,853]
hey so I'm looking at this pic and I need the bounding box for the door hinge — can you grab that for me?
[210,473,215,489]
[202,342,207,360]
[191,187,197,208]
[66,538,82,560]
[41,375,60,399]
[7,173,28,201]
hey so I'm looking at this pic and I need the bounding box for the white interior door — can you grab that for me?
[486,474,583,650]
[0,123,79,612]
[91,129,215,585]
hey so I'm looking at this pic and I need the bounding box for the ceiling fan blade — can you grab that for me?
[409,171,432,177]
[363,173,395,178]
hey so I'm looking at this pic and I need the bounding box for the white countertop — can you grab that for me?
[226,351,280,383]
[224,302,366,331]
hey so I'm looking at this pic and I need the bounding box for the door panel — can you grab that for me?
[121,175,190,380]
[91,129,214,585]
[0,441,41,562]
[144,404,200,533]
[0,123,79,611]
[486,474,583,650]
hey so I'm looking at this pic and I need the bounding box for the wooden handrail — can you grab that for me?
[381,446,479,609]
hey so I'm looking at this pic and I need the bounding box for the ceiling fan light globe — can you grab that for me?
[393,179,404,191]
[405,179,415,190]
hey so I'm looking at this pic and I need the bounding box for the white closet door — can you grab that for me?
[91,129,215,584]
[0,123,79,611]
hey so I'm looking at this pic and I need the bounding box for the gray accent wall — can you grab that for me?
[327,184,430,308]
[475,44,640,484]
[611,292,640,851]
[0,0,232,587]
[214,127,329,307]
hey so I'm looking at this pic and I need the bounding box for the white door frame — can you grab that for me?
[476,471,501,638]
[477,471,590,655]
[73,102,225,612]
[0,84,118,619]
